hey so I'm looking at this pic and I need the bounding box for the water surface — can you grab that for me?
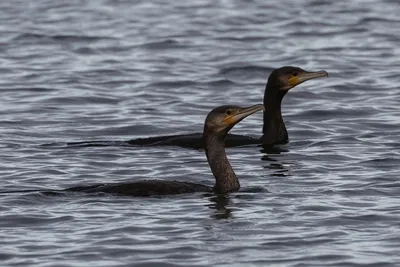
[1,0,400,266]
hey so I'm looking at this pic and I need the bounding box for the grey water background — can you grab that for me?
[1,0,400,266]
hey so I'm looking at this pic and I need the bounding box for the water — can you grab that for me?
[1,0,400,266]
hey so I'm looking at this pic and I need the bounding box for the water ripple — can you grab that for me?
[1,0,400,266]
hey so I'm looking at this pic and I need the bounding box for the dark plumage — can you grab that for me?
[66,180,212,196]
[126,66,328,149]
[66,104,264,196]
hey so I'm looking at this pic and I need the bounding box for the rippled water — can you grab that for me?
[2,0,400,266]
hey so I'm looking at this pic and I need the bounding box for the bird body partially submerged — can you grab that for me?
[126,66,328,149]
[66,180,212,196]
[126,132,259,149]
[67,104,264,196]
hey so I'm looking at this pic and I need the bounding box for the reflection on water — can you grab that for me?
[206,194,232,220]
[259,144,288,155]
[260,146,292,177]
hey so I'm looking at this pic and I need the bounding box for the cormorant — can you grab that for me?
[126,66,328,149]
[66,104,264,196]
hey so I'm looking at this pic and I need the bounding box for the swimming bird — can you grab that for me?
[126,66,328,149]
[66,104,264,196]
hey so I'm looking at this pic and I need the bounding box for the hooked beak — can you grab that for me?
[223,104,265,125]
[288,70,328,87]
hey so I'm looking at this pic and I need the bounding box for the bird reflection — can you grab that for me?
[205,194,232,220]
[260,146,291,177]
[259,144,288,155]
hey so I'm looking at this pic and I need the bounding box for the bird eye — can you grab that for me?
[226,109,232,115]
[293,72,298,77]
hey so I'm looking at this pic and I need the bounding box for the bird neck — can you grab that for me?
[261,84,288,144]
[203,130,240,194]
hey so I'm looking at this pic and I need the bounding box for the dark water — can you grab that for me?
[2,0,400,266]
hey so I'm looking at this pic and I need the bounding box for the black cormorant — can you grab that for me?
[126,66,328,149]
[66,104,264,196]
